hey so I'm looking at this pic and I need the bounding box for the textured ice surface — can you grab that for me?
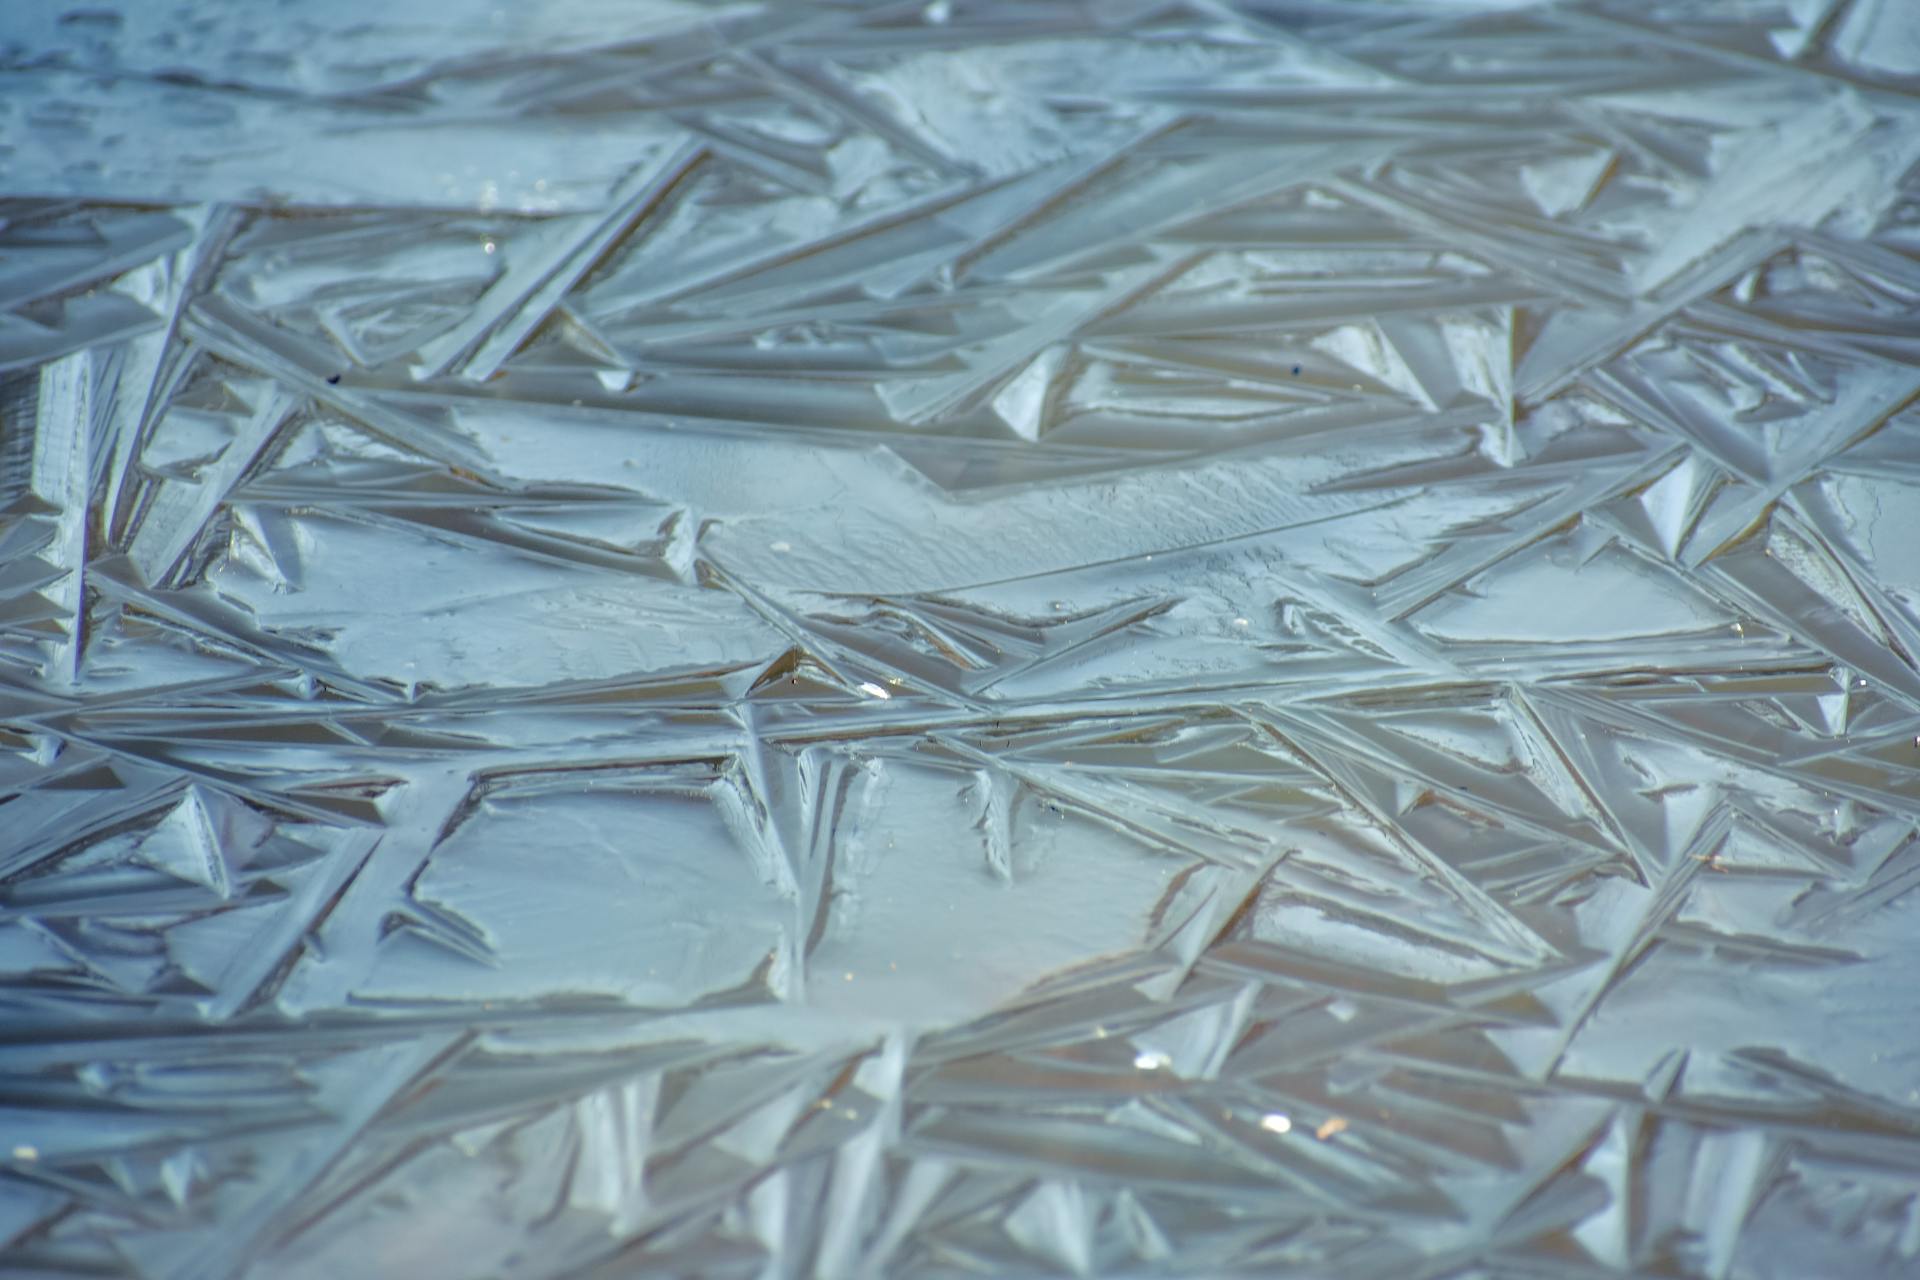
[4,0,1920,1276]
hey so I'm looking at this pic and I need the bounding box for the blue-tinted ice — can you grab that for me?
[4,1,1920,1275]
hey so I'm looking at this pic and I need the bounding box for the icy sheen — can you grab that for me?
[4,1,1920,1276]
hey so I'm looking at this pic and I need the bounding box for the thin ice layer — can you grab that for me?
[3,2,1920,1278]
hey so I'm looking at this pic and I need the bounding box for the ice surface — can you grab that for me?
[3,0,1920,1276]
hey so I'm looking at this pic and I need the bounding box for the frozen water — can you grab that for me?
[4,1,1920,1275]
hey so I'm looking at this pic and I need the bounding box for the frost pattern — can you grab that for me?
[4,1,1920,1276]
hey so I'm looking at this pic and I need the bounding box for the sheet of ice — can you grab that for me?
[4,1,1920,1277]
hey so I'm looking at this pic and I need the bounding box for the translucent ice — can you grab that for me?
[4,1,1920,1277]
